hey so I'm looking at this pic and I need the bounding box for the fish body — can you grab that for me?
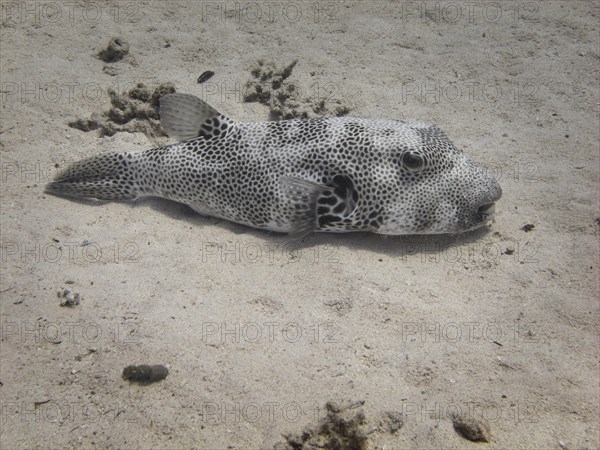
[46,93,501,236]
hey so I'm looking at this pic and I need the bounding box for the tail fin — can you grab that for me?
[46,152,139,200]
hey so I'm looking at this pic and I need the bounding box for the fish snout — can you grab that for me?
[475,173,502,224]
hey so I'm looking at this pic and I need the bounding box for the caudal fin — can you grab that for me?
[46,152,139,200]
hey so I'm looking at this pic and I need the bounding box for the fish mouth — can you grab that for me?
[475,182,501,225]
[477,203,496,223]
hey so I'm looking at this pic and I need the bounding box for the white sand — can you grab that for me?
[1,1,598,448]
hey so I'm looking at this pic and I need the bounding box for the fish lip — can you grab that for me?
[475,202,497,227]
[475,183,502,223]
[477,202,496,218]
[455,203,496,234]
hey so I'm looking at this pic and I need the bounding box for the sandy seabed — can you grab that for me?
[1,1,598,448]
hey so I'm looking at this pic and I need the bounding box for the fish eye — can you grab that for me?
[401,151,425,172]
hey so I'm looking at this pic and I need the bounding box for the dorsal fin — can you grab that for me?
[159,93,232,141]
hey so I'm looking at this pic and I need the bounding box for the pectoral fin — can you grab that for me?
[279,176,329,238]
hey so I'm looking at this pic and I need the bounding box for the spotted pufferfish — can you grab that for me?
[46,93,502,236]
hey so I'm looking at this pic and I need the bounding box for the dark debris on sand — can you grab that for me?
[244,60,350,121]
[68,82,175,139]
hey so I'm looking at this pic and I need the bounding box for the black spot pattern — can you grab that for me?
[316,174,359,229]
[47,152,138,200]
[47,113,502,235]
[199,114,231,140]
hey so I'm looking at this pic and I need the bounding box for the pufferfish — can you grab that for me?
[46,93,501,236]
